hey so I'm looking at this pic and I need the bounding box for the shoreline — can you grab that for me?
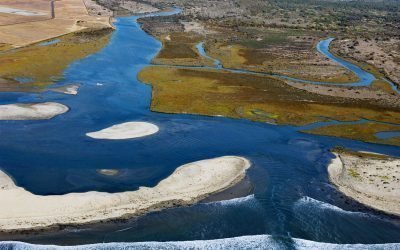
[0,156,251,233]
[328,150,400,216]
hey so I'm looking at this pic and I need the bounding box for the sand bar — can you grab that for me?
[86,122,159,139]
[328,151,400,216]
[50,84,80,95]
[0,102,68,120]
[0,156,251,232]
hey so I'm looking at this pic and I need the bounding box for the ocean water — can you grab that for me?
[0,9,399,248]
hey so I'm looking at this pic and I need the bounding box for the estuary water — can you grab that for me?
[0,9,399,249]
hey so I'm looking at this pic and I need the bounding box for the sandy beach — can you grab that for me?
[328,151,400,216]
[86,122,159,139]
[0,102,68,120]
[0,156,251,232]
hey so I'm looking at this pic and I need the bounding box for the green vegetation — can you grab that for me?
[139,66,400,146]
[0,28,112,92]
[348,168,361,179]
[304,122,400,146]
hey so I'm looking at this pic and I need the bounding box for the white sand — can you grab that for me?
[328,152,400,216]
[0,156,251,232]
[0,102,68,120]
[51,84,80,95]
[86,122,159,139]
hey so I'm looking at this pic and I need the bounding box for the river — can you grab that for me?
[0,9,399,249]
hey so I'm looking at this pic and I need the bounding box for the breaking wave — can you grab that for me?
[205,194,256,206]
[1,235,399,250]
[293,196,369,216]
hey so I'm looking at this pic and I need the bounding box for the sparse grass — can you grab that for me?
[205,38,359,84]
[153,32,213,66]
[371,80,398,94]
[348,168,362,179]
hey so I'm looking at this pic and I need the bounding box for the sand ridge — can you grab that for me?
[0,156,251,232]
[86,122,159,139]
[0,102,68,120]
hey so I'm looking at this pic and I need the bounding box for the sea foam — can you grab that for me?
[1,235,399,250]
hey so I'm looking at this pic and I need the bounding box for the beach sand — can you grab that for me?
[328,151,400,216]
[0,156,251,232]
[86,122,159,139]
[50,84,80,95]
[0,102,68,120]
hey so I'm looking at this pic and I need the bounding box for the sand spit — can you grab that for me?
[50,84,80,95]
[328,151,400,216]
[86,122,159,139]
[0,156,251,232]
[0,102,68,120]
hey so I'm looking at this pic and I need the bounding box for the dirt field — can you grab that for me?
[0,0,112,47]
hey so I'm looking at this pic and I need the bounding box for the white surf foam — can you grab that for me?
[294,196,368,216]
[1,235,399,250]
[206,194,256,206]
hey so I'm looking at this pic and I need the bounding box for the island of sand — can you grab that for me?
[50,84,80,95]
[86,122,159,139]
[0,156,251,232]
[328,150,400,216]
[0,102,68,120]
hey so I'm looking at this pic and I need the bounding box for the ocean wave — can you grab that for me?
[1,235,399,250]
[294,196,368,216]
[205,194,256,206]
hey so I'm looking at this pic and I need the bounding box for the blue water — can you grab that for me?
[315,38,375,86]
[0,9,400,248]
[375,131,400,140]
[195,42,222,68]
[196,37,400,93]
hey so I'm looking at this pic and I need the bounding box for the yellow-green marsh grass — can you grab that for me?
[303,122,400,146]
[0,28,112,92]
[153,32,213,67]
[139,66,400,130]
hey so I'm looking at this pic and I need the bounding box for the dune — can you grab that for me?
[0,156,251,232]
[0,102,68,120]
[86,122,159,139]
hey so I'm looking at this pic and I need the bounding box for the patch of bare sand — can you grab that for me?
[0,102,68,120]
[328,151,400,216]
[0,156,251,232]
[86,122,159,139]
